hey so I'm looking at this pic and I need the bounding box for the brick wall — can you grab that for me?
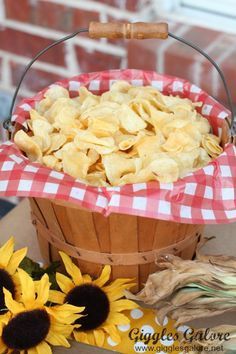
[0,0,236,141]
[128,21,236,107]
[0,0,152,99]
[0,0,152,140]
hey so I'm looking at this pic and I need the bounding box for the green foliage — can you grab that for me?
[20,257,60,290]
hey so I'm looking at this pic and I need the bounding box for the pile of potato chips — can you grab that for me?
[14,81,223,186]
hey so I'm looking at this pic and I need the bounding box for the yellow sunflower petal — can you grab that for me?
[106,312,130,326]
[46,332,70,348]
[93,329,105,347]
[49,321,74,337]
[17,268,35,308]
[0,237,14,268]
[35,341,52,354]
[6,247,28,275]
[103,324,121,344]
[82,274,92,283]
[86,332,95,346]
[104,280,136,301]
[3,288,25,314]
[0,338,7,354]
[0,312,11,335]
[48,290,65,304]
[59,252,83,285]
[47,304,84,324]
[56,272,74,294]
[36,273,50,306]
[110,299,138,312]
[73,331,89,344]
[28,349,37,354]
[93,265,111,287]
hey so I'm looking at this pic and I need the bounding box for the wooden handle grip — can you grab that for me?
[89,22,168,40]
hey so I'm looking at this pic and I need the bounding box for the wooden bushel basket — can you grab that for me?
[8,21,233,292]
[30,197,203,292]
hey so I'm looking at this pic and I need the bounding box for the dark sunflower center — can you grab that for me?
[0,269,16,313]
[2,309,50,350]
[65,284,110,331]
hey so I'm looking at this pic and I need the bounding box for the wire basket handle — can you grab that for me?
[3,21,235,138]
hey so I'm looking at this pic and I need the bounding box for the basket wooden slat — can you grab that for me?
[30,197,204,291]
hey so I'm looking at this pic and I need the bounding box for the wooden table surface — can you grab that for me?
[0,199,235,353]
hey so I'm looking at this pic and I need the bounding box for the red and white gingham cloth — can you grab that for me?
[0,69,236,224]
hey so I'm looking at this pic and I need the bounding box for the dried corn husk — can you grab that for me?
[127,238,236,328]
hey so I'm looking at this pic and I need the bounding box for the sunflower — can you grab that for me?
[0,268,84,354]
[49,252,138,347]
[0,238,27,314]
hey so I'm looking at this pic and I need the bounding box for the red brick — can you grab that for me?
[126,0,151,11]
[5,0,99,33]
[0,28,66,66]
[0,57,2,81]
[33,2,73,32]
[4,0,31,22]
[75,46,122,73]
[220,48,236,104]
[10,62,66,93]
[93,0,124,7]
[128,39,158,70]
[73,9,99,30]
[127,23,182,71]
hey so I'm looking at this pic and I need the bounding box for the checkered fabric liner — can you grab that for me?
[0,69,236,224]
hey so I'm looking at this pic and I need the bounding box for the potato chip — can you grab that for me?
[148,156,179,183]
[30,109,47,122]
[88,117,119,137]
[135,134,165,158]
[101,91,130,105]
[62,151,90,179]
[80,95,99,112]
[181,124,202,143]
[110,80,131,93]
[46,98,80,124]
[162,119,189,138]
[14,130,42,162]
[115,133,142,151]
[78,86,97,102]
[86,171,108,186]
[102,154,139,185]
[74,131,117,155]
[171,149,200,177]
[116,104,147,133]
[15,80,222,185]
[31,119,53,136]
[129,99,153,124]
[54,142,78,160]
[43,155,62,171]
[45,85,69,101]
[193,116,211,134]
[118,169,152,185]
[201,134,223,158]
[81,102,120,122]
[35,97,52,115]
[149,110,174,132]
[31,134,51,153]
[87,149,100,166]
[46,133,67,154]
[194,147,212,169]
[162,131,199,153]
